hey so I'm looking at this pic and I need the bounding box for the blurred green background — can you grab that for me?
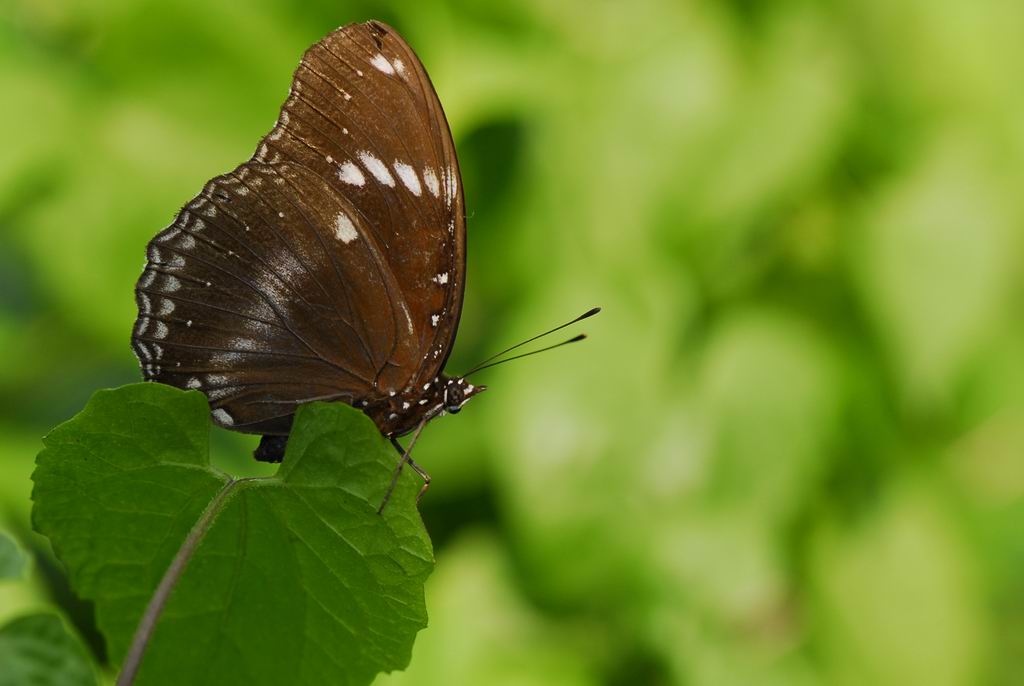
[2,0,1023,684]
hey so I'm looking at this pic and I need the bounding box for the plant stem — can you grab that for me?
[116,477,244,686]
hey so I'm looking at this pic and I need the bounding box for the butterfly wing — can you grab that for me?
[131,21,466,435]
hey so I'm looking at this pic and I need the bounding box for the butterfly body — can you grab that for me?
[131,21,478,443]
[363,374,484,438]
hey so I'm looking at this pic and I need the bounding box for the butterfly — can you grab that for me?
[131,20,597,505]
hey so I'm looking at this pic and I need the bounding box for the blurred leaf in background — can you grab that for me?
[0,533,97,685]
[0,614,97,686]
[2,0,1023,684]
[0,532,27,580]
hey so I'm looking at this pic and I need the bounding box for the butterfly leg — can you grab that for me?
[377,421,431,514]
[390,437,432,502]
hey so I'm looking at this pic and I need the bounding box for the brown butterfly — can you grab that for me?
[131,20,596,506]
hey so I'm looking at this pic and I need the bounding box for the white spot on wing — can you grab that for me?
[370,53,395,74]
[157,228,180,243]
[423,167,440,197]
[158,299,175,316]
[433,272,449,285]
[334,213,358,243]
[153,321,169,339]
[338,161,365,186]
[393,161,421,196]
[393,57,406,75]
[187,377,201,389]
[445,167,458,207]
[431,314,439,327]
[358,151,395,187]
[212,408,234,426]
[229,337,257,352]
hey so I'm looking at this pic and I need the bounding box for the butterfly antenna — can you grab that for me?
[466,334,588,375]
[464,307,600,376]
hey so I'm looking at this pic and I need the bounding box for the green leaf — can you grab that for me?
[32,383,433,686]
[0,613,97,686]
[0,531,27,580]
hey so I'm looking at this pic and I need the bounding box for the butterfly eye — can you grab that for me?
[444,383,464,412]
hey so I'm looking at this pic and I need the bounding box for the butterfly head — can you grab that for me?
[443,377,486,415]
